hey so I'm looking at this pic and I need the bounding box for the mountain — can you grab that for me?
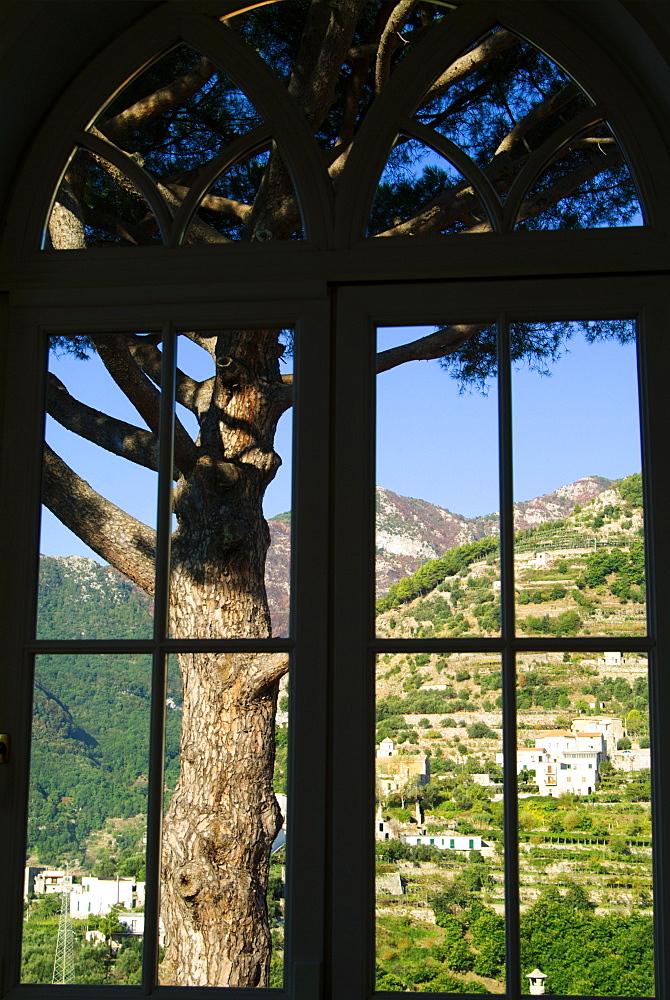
[31,558,181,866]
[376,476,645,640]
[266,475,615,615]
[37,554,153,640]
[373,476,614,596]
[37,476,616,640]
[30,474,637,866]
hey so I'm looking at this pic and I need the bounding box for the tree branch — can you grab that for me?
[376,324,481,373]
[81,207,158,246]
[42,444,156,594]
[248,653,290,699]
[86,128,149,201]
[125,337,209,413]
[337,51,370,148]
[493,82,580,158]
[93,335,199,476]
[514,142,624,229]
[375,1,417,95]
[180,332,219,357]
[157,182,231,244]
[166,183,253,223]
[460,138,625,234]
[100,57,217,146]
[46,372,172,477]
[375,177,483,236]
[376,99,622,238]
[287,0,369,132]
[419,28,518,108]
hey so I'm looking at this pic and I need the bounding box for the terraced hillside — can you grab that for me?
[373,476,652,994]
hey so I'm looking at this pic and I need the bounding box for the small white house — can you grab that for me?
[377,737,397,758]
[402,833,483,853]
[599,651,627,666]
[571,716,624,757]
[33,870,67,895]
[70,877,143,918]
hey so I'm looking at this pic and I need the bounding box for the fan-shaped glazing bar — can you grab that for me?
[182,13,335,247]
[73,130,174,243]
[501,105,608,233]
[333,6,507,245]
[398,117,504,234]
[169,122,273,247]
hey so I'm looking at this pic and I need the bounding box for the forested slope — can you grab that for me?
[30,557,181,867]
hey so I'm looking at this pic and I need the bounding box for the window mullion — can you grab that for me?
[329,290,376,1000]
[498,312,521,1000]
[142,321,176,992]
[638,293,670,1000]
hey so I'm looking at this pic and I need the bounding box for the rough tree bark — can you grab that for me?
[161,331,290,985]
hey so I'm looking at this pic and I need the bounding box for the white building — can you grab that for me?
[377,737,397,758]
[32,870,67,895]
[571,716,624,757]
[497,727,606,796]
[402,833,483,853]
[70,876,144,918]
[542,750,600,795]
[375,804,399,842]
[599,651,627,666]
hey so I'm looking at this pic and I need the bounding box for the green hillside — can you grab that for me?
[377,474,645,640]
[372,476,652,994]
[29,477,644,870]
[29,558,181,869]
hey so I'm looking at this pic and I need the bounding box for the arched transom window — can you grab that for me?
[2,4,670,1000]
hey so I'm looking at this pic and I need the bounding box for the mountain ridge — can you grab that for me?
[39,474,621,638]
[267,475,615,617]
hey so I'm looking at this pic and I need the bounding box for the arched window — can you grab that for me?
[1,3,670,999]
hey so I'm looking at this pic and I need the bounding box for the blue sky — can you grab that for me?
[41,324,641,558]
[377,322,641,517]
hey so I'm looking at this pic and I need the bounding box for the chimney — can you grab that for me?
[527,969,547,995]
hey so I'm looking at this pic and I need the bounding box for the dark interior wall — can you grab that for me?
[0,2,158,225]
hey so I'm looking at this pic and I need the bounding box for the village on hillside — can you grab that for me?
[376,705,649,849]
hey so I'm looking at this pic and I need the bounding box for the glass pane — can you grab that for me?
[48,149,161,249]
[22,654,151,984]
[185,147,304,243]
[95,44,264,178]
[512,322,646,639]
[39,335,158,639]
[408,28,642,231]
[226,2,455,150]
[516,651,654,996]
[170,329,293,639]
[376,653,505,993]
[159,652,288,987]
[516,123,642,231]
[416,30,586,182]
[376,325,499,637]
[369,137,491,236]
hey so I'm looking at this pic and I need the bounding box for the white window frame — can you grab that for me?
[330,275,670,999]
[0,4,669,1000]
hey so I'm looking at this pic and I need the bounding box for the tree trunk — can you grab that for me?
[159,331,289,986]
[160,649,281,986]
